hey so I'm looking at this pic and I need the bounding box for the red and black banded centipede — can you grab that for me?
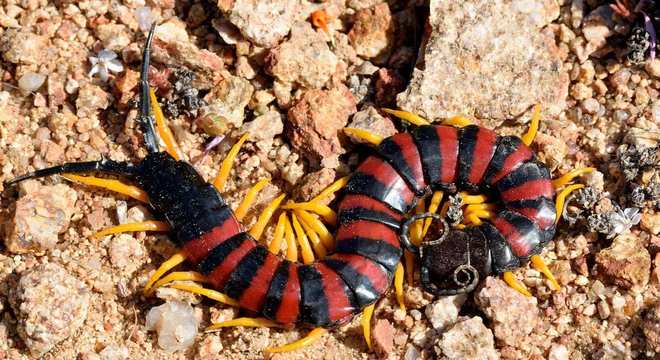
[5,25,589,353]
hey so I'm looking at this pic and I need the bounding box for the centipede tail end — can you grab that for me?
[138,23,160,154]
[4,158,136,186]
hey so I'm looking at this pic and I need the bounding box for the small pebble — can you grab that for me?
[18,72,46,92]
[146,301,198,352]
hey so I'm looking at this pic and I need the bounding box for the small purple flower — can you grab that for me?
[88,50,124,81]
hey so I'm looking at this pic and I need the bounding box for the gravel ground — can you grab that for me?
[0,0,659,359]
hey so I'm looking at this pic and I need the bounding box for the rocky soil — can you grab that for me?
[0,0,658,359]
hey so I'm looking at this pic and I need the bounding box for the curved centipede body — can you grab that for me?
[4,24,584,352]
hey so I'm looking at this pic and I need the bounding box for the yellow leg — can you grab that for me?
[281,202,337,226]
[268,212,287,255]
[394,262,405,311]
[361,304,375,351]
[464,210,494,226]
[212,133,249,191]
[381,108,430,126]
[298,216,327,259]
[343,128,383,146]
[404,201,425,284]
[234,178,270,221]
[265,328,327,353]
[552,167,595,189]
[206,317,279,331]
[555,184,584,224]
[291,213,315,264]
[167,283,238,306]
[503,271,532,297]
[283,214,298,261]
[459,192,489,205]
[442,115,473,127]
[530,255,561,291]
[422,191,444,237]
[149,88,182,160]
[310,176,350,203]
[62,174,148,202]
[294,209,333,249]
[149,271,208,292]
[94,220,170,238]
[249,194,286,241]
[143,251,186,294]
[521,104,541,146]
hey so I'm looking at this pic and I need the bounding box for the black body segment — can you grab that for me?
[298,265,331,326]
[337,207,402,229]
[323,257,384,308]
[136,152,228,245]
[223,246,269,299]
[334,237,402,273]
[262,261,293,321]
[479,222,521,273]
[412,125,459,192]
[483,136,534,186]
[457,125,499,190]
[197,232,249,275]
[344,156,416,213]
[377,133,427,195]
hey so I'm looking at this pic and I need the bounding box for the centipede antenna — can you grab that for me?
[4,158,136,186]
[138,23,159,154]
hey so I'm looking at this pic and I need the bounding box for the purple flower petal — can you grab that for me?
[642,11,657,60]
[194,135,225,165]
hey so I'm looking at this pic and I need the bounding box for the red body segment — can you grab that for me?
[468,128,498,185]
[207,239,256,288]
[435,126,459,184]
[183,215,243,264]
[336,220,400,248]
[390,132,427,190]
[315,263,355,323]
[238,252,281,312]
[275,263,301,324]
[500,179,554,203]
[488,144,533,185]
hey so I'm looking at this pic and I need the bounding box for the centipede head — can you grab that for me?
[419,225,492,296]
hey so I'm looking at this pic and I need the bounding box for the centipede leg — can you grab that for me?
[149,271,208,290]
[234,178,270,221]
[361,304,375,351]
[206,317,279,331]
[143,251,187,294]
[555,184,585,223]
[381,108,430,126]
[149,88,183,160]
[249,194,286,241]
[521,104,541,146]
[441,115,473,127]
[502,271,532,297]
[212,133,249,192]
[265,328,327,353]
[552,167,595,189]
[94,220,170,238]
[343,128,383,146]
[166,283,238,307]
[61,174,148,202]
[530,255,561,291]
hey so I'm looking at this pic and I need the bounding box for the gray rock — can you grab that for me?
[475,277,539,347]
[436,317,498,360]
[7,180,78,254]
[266,22,338,89]
[9,263,90,357]
[346,106,397,143]
[397,0,567,123]
[225,0,299,48]
[424,294,467,331]
[200,73,254,136]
